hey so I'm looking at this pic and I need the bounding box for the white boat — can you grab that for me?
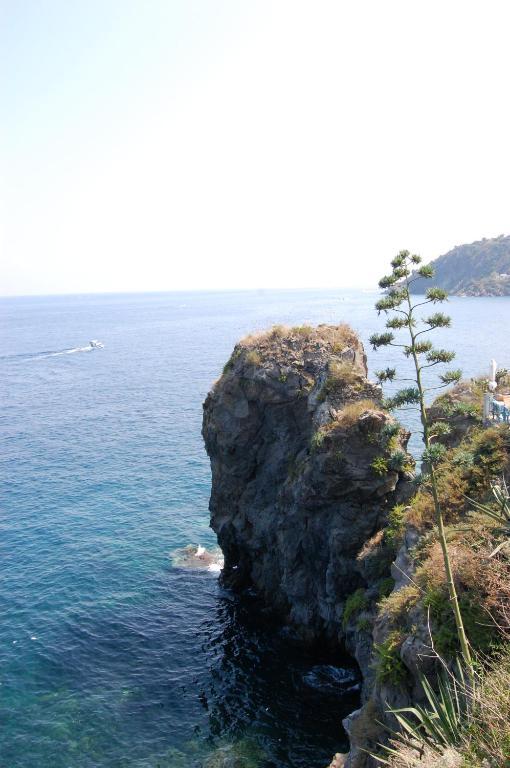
[89,340,104,349]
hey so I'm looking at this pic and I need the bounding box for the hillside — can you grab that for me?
[409,234,510,295]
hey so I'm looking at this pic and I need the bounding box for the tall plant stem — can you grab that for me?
[404,283,473,675]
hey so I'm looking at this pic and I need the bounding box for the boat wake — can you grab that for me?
[30,341,105,360]
[170,544,224,573]
[36,346,94,359]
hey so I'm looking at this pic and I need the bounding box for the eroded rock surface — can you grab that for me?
[202,324,414,644]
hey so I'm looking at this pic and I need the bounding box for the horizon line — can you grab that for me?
[0,284,380,300]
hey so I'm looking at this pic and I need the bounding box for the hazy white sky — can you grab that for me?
[1,0,509,296]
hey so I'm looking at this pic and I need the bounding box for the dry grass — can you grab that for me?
[357,529,384,560]
[464,646,510,765]
[415,520,510,602]
[385,744,463,768]
[327,360,362,387]
[245,349,262,366]
[292,324,314,337]
[330,359,356,378]
[330,322,359,350]
[356,529,397,581]
[378,584,421,625]
[409,523,510,657]
[239,322,358,351]
[269,324,286,339]
[334,399,380,428]
[406,466,468,527]
[415,538,484,594]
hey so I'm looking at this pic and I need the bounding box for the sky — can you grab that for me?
[1,0,509,296]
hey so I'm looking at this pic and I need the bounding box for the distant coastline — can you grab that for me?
[409,234,510,296]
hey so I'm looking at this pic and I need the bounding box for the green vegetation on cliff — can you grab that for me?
[408,234,510,296]
[370,408,510,768]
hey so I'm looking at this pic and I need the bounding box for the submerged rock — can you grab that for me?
[202,324,413,644]
[170,544,224,572]
[201,739,265,768]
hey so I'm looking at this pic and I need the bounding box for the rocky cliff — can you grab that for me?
[203,339,509,768]
[202,324,414,645]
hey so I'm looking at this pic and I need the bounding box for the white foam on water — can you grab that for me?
[33,345,96,360]
[55,346,93,356]
[169,544,224,574]
[303,664,358,693]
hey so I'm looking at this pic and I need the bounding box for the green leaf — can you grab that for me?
[429,421,451,436]
[426,349,456,365]
[423,312,451,329]
[391,250,410,268]
[369,332,394,350]
[385,316,408,330]
[376,288,408,314]
[422,443,446,464]
[376,296,401,313]
[413,340,433,355]
[375,367,396,382]
[418,264,434,278]
[426,287,448,302]
[439,369,462,385]
[378,274,399,289]
[384,387,421,409]
[466,478,510,527]
[373,666,470,763]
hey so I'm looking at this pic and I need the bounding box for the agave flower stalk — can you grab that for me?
[370,250,473,675]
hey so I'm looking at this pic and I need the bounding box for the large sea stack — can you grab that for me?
[202,324,414,645]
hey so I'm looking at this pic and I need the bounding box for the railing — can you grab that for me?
[483,393,510,424]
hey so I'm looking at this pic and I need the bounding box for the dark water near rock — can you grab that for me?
[1,290,509,767]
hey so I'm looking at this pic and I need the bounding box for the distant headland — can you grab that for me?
[409,234,510,296]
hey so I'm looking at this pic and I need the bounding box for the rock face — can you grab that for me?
[202,324,414,644]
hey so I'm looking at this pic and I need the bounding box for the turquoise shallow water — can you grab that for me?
[1,290,509,767]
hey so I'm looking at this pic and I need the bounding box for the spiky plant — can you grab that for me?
[371,666,471,764]
[467,477,510,557]
[370,250,473,675]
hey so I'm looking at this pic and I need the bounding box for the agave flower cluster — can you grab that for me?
[369,250,462,466]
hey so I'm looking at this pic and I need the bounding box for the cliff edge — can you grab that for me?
[202,324,414,645]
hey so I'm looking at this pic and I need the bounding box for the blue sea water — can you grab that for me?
[1,290,510,768]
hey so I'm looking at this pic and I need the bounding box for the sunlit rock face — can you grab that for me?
[202,324,413,644]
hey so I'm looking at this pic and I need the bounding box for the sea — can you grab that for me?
[1,289,510,768]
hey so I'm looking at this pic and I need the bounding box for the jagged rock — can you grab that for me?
[202,324,414,644]
[327,752,348,768]
[342,701,385,768]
